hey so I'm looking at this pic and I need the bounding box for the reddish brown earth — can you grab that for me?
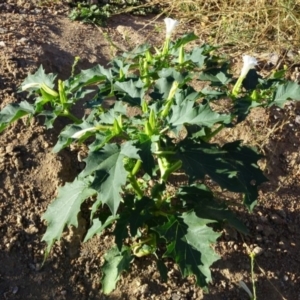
[0,1,300,299]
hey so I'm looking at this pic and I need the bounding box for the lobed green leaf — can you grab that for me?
[0,101,35,133]
[42,178,96,258]
[101,246,133,295]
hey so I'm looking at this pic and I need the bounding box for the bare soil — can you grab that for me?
[0,2,300,300]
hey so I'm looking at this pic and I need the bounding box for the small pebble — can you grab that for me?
[270,214,284,224]
[253,246,264,256]
[256,224,263,232]
[12,286,18,294]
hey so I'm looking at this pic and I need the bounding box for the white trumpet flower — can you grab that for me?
[71,127,96,139]
[164,18,179,39]
[21,82,41,91]
[162,18,179,56]
[232,55,258,96]
[240,55,258,78]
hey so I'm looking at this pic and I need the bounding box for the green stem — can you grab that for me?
[250,252,257,300]
[153,150,176,156]
[232,75,245,97]
[128,175,143,199]
[131,160,142,176]
[160,98,174,118]
[162,38,170,56]
[61,110,81,124]
[161,160,182,182]
[203,124,224,142]
[159,127,169,134]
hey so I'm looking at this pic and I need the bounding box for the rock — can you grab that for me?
[228,241,235,247]
[256,224,263,232]
[255,234,263,242]
[25,224,39,234]
[12,286,18,294]
[139,284,149,295]
[263,225,276,237]
[5,145,14,153]
[0,41,6,47]
[270,214,284,225]
[19,37,28,44]
[171,294,181,300]
[253,246,264,256]
[277,210,286,219]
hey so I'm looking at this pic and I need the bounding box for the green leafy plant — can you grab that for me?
[68,0,160,26]
[1,18,300,294]
[69,3,111,26]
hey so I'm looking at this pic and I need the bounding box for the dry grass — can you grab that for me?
[142,0,300,55]
[45,1,300,58]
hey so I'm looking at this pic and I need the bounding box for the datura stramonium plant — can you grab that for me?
[232,55,258,96]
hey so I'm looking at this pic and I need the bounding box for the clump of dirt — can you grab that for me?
[0,2,300,300]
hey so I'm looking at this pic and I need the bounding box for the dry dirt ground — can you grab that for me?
[0,1,300,300]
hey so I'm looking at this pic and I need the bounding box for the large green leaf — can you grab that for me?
[114,196,154,250]
[151,77,175,100]
[114,79,144,106]
[89,142,139,215]
[176,140,267,210]
[272,81,300,107]
[200,87,226,101]
[177,184,248,234]
[136,134,156,176]
[122,43,151,58]
[69,64,112,92]
[42,178,96,257]
[20,65,56,95]
[158,68,188,84]
[186,47,206,68]
[0,101,35,133]
[153,213,220,289]
[52,121,96,153]
[101,246,133,294]
[198,68,232,86]
[234,97,262,123]
[84,215,118,242]
[168,99,231,133]
[99,101,127,124]
[182,212,220,283]
[172,33,198,49]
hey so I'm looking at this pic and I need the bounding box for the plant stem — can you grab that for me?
[153,150,176,155]
[250,252,257,300]
[131,160,142,176]
[62,110,82,124]
[232,75,245,97]
[159,127,169,134]
[128,175,143,199]
[161,160,182,182]
[203,124,224,141]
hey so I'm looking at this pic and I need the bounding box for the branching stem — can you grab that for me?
[61,110,82,124]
